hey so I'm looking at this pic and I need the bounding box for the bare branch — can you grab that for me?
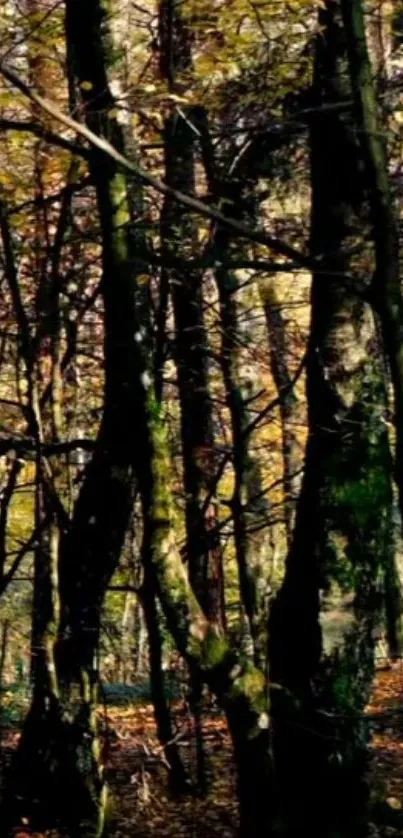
[0,63,315,270]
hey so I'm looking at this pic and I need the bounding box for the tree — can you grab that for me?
[269,3,395,834]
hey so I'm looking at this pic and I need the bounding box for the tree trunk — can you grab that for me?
[138,402,273,833]
[3,0,149,832]
[384,545,402,659]
[158,0,227,791]
[141,574,190,794]
[269,4,395,834]
[340,0,403,526]
[341,0,403,659]
[198,116,293,669]
[260,279,300,547]
[214,234,273,670]
[158,0,225,632]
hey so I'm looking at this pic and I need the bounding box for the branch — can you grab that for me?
[0,457,23,580]
[0,118,91,158]
[0,511,53,596]
[0,198,32,365]
[0,436,96,457]
[6,174,93,218]
[0,63,315,270]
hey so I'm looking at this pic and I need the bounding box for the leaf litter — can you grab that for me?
[4,662,403,837]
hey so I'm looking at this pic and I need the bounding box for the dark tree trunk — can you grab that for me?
[158,0,226,792]
[261,280,300,547]
[340,0,403,528]
[141,573,190,794]
[341,0,403,660]
[384,547,402,660]
[159,0,225,632]
[269,4,395,835]
[2,0,151,833]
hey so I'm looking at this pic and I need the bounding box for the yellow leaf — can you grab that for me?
[387,797,402,811]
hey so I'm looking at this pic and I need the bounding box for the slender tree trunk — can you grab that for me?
[141,573,190,794]
[158,0,225,634]
[214,231,273,670]
[0,620,9,710]
[158,0,226,791]
[384,546,402,659]
[197,116,292,669]
[260,279,300,547]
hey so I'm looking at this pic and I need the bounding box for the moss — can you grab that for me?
[230,664,267,714]
[199,626,228,670]
[331,464,391,529]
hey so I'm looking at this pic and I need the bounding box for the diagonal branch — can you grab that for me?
[0,62,315,270]
[0,118,91,158]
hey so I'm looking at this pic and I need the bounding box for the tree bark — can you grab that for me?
[3,0,148,833]
[269,4,395,834]
[141,572,190,794]
[340,0,403,525]
[159,0,226,632]
[158,0,226,792]
[260,279,300,547]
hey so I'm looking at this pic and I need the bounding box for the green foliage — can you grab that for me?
[0,682,31,727]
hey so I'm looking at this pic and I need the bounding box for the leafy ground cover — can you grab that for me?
[3,661,403,838]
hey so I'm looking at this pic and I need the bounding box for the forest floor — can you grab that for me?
[106,661,403,838]
[3,661,403,837]
[105,703,238,838]
[366,660,403,836]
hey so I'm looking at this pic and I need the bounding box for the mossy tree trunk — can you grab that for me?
[138,397,273,836]
[63,3,272,834]
[341,0,403,658]
[269,4,395,835]
[4,0,149,834]
[341,0,403,541]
